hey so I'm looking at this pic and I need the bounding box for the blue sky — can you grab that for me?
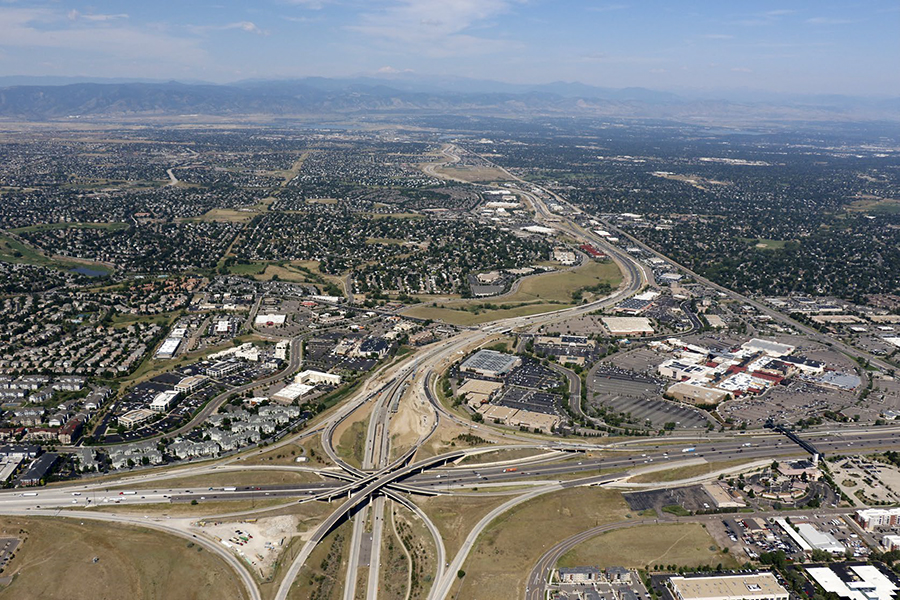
[0,1,897,95]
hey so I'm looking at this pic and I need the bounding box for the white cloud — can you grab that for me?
[702,34,733,39]
[0,7,205,65]
[348,0,519,58]
[731,67,753,73]
[805,17,856,25]
[68,10,130,23]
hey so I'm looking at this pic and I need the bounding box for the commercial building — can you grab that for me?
[272,383,314,404]
[883,535,900,552]
[254,314,286,326]
[150,390,179,412]
[118,408,155,428]
[601,316,655,336]
[796,523,846,554]
[668,573,788,600]
[806,564,898,600]
[666,381,729,405]
[155,337,181,359]
[557,567,602,583]
[17,453,59,486]
[855,508,900,530]
[457,379,503,407]
[658,359,712,381]
[295,370,342,386]
[175,375,209,394]
[460,350,521,378]
[207,360,240,378]
[741,338,796,358]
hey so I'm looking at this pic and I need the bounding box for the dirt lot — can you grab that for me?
[0,516,247,600]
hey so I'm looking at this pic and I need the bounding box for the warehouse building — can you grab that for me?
[460,350,521,378]
[796,523,846,554]
[668,573,788,600]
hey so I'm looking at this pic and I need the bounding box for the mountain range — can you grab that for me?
[0,76,897,123]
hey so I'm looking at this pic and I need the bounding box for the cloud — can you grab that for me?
[68,10,130,23]
[731,67,753,73]
[0,7,204,64]
[348,0,519,58]
[805,17,856,25]
[587,4,629,12]
[189,21,268,35]
[282,0,332,8]
[702,34,733,39]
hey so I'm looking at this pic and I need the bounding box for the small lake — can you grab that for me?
[71,265,109,277]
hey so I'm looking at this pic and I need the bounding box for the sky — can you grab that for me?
[0,0,898,95]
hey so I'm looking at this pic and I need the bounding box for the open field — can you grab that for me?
[0,516,247,600]
[558,522,738,570]
[403,302,573,327]
[739,238,789,250]
[0,232,112,274]
[505,260,622,304]
[455,488,630,599]
[237,435,333,467]
[402,259,620,326]
[627,459,759,484]
[287,519,351,600]
[434,165,512,183]
[109,469,323,491]
[459,448,551,466]
[365,212,424,220]
[79,499,288,517]
[10,222,128,234]
[847,196,900,214]
[414,494,511,563]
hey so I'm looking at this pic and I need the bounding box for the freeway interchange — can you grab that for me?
[2,145,898,600]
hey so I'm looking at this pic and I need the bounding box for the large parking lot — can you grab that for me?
[588,365,708,430]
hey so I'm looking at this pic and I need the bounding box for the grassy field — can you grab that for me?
[287,519,351,600]
[0,232,112,275]
[558,523,738,570]
[80,499,288,517]
[459,448,550,466]
[365,237,406,246]
[627,459,758,484]
[434,165,513,183]
[403,302,574,327]
[740,237,789,250]
[192,208,260,223]
[846,196,900,214]
[505,260,622,304]
[365,212,423,220]
[225,260,269,275]
[402,259,620,326]
[10,222,128,234]
[455,488,631,600]
[414,494,511,562]
[108,469,322,491]
[0,516,247,600]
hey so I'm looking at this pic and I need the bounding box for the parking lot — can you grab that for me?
[588,365,708,429]
[624,485,716,514]
[496,387,562,416]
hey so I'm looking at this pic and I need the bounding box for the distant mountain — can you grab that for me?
[0,77,896,122]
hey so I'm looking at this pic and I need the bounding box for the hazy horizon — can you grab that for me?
[1,1,898,96]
